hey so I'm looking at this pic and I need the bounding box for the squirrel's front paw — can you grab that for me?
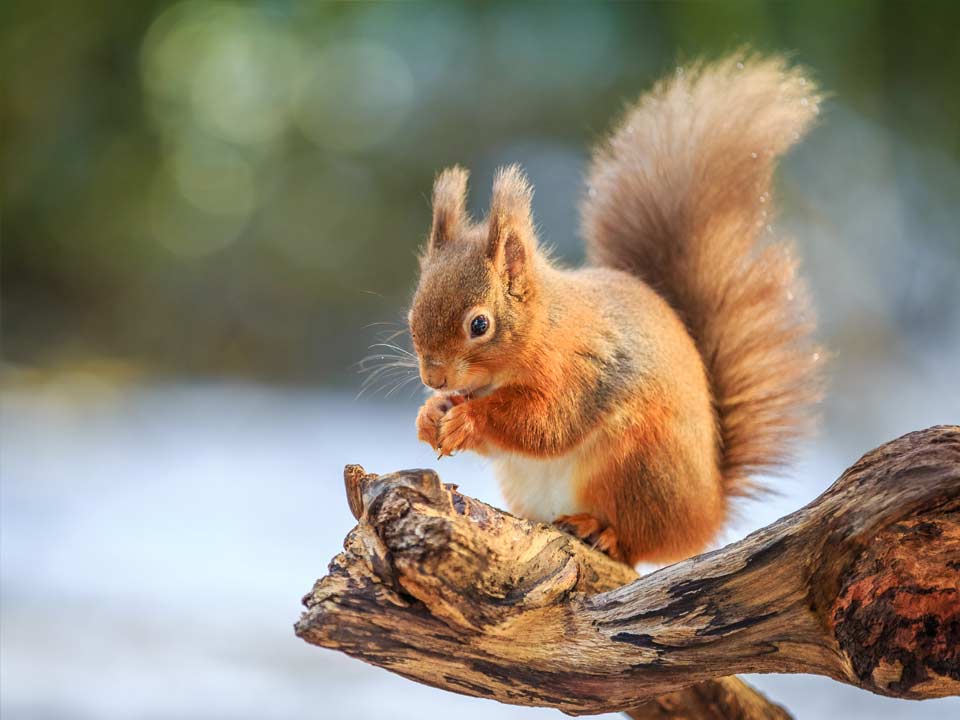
[436,402,482,457]
[416,395,452,449]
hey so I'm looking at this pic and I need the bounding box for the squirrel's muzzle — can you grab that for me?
[420,360,447,390]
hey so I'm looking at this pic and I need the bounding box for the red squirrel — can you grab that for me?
[408,55,823,565]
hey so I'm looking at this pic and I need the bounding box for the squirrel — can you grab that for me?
[407,55,823,565]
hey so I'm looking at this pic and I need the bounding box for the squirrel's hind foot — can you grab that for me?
[554,513,621,561]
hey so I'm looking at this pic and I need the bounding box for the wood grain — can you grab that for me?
[296,426,960,716]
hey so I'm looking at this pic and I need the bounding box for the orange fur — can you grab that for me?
[582,53,824,497]
[408,54,822,565]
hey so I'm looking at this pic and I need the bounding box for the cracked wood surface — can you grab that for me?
[296,426,960,716]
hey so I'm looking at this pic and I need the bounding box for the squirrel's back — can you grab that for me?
[581,54,823,496]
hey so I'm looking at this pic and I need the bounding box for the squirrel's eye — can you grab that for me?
[470,314,490,338]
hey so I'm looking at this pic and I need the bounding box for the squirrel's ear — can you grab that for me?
[487,165,535,300]
[428,166,470,253]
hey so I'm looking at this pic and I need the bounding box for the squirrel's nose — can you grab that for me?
[421,364,447,390]
[423,374,447,390]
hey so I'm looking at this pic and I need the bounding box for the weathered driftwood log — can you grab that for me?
[342,468,790,720]
[296,426,960,716]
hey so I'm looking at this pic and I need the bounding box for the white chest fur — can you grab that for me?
[489,450,582,522]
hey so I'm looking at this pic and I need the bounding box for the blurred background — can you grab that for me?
[2,2,958,719]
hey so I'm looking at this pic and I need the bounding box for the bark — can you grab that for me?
[296,426,960,716]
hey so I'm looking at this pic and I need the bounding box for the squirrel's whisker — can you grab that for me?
[369,342,416,359]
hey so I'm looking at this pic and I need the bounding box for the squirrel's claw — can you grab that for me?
[416,394,450,451]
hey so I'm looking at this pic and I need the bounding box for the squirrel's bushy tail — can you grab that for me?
[582,54,823,496]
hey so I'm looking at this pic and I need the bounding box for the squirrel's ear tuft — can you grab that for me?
[429,166,470,253]
[487,165,535,299]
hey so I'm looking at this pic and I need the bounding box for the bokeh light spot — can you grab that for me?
[149,168,248,258]
[171,138,257,217]
[141,1,299,146]
[294,42,414,152]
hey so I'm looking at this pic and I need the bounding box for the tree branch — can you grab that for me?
[296,426,960,716]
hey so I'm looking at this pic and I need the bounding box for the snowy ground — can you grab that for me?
[2,383,957,719]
